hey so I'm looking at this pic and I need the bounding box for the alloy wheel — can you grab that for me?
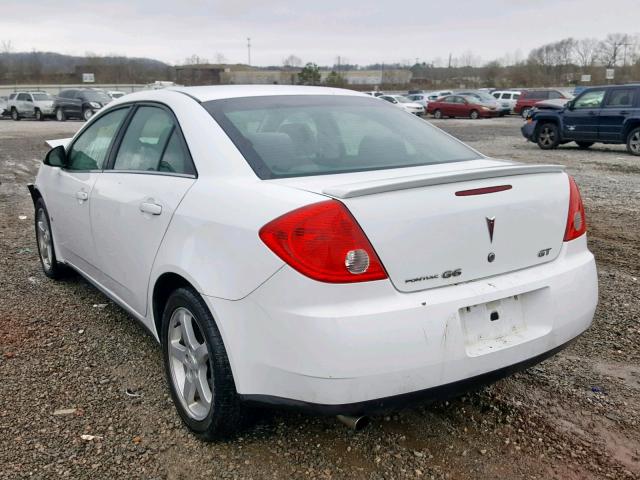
[36,208,53,271]
[539,126,556,147]
[168,307,213,421]
[630,131,640,154]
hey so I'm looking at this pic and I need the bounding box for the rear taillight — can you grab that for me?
[564,176,587,241]
[259,200,388,283]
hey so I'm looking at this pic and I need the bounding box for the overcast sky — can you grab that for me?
[1,0,638,66]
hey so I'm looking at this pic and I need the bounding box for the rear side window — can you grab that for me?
[113,106,194,175]
[502,93,512,100]
[605,89,636,108]
[67,108,129,171]
[513,93,520,100]
[17,93,28,101]
[204,95,480,179]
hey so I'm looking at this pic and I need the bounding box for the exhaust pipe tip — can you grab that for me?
[337,414,370,431]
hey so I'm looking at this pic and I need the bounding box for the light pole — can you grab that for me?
[247,37,251,66]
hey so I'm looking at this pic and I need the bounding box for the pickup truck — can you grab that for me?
[8,91,56,121]
[521,84,640,156]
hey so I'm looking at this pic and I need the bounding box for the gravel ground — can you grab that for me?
[0,116,639,480]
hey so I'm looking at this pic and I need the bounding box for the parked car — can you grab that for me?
[425,90,452,101]
[521,84,640,155]
[7,91,56,121]
[0,96,8,117]
[30,86,597,439]
[53,88,113,121]
[456,90,508,116]
[492,90,521,113]
[406,93,429,108]
[407,89,426,95]
[379,94,425,115]
[427,94,499,119]
[515,89,572,118]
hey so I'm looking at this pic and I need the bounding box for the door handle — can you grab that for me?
[620,110,630,115]
[139,202,162,215]
[75,191,89,201]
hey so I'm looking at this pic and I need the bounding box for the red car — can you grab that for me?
[427,95,498,119]
[514,89,572,118]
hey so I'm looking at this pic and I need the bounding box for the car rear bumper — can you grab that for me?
[205,235,597,409]
[521,120,537,140]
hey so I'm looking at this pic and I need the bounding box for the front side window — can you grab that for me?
[204,95,481,179]
[548,91,564,99]
[67,108,129,171]
[573,90,605,109]
[604,89,636,108]
[113,106,193,175]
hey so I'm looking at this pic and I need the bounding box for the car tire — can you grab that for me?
[626,127,640,156]
[83,108,94,121]
[469,110,479,120]
[162,287,244,441]
[536,123,560,150]
[433,109,442,119]
[521,107,531,119]
[11,108,20,121]
[576,141,594,149]
[35,109,44,121]
[55,108,66,122]
[34,198,66,279]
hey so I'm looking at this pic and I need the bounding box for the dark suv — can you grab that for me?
[521,84,640,156]
[53,88,112,121]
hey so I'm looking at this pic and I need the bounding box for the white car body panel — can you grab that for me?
[33,85,598,410]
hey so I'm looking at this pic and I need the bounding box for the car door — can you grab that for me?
[439,96,456,116]
[598,87,638,142]
[562,89,605,141]
[16,93,28,114]
[90,104,197,316]
[43,107,130,277]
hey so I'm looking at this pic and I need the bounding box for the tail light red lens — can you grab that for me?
[564,175,587,241]
[259,200,388,283]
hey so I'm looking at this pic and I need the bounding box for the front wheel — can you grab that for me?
[162,287,244,441]
[83,108,94,121]
[433,109,442,119]
[576,141,594,149]
[55,108,66,122]
[469,110,479,120]
[626,127,640,156]
[11,108,20,121]
[536,122,560,150]
[35,198,65,279]
[521,107,531,119]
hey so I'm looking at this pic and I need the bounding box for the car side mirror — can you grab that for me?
[44,145,67,168]
[566,100,574,110]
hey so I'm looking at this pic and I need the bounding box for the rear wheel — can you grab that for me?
[469,110,479,120]
[55,108,66,122]
[35,109,44,121]
[162,287,244,440]
[536,122,560,150]
[433,109,442,119]
[576,141,594,149]
[626,127,640,156]
[35,198,65,279]
[11,108,20,121]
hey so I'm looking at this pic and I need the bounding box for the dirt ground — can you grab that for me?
[0,115,639,480]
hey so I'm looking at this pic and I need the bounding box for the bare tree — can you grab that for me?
[459,50,481,67]
[597,33,630,67]
[215,53,227,64]
[282,54,302,68]
[1,39,13,54]
[573,38,598,68]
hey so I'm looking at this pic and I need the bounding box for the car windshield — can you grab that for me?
[83,91,111,102]
[204,95,481,179]
[32,93,53,101]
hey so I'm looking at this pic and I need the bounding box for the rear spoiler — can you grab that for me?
[45,138,72,149]
[323,164,566,199]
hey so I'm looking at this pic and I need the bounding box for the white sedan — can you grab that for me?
[30,85,598,440]
[379,94,425,115]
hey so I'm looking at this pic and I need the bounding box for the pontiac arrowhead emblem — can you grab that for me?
[486,217,495,243]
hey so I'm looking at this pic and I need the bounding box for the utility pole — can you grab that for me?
[247,37,251,66]
[448,53,452,69]
[337,55,341,73]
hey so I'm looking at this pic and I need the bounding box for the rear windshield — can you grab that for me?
[203,95,481,179]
